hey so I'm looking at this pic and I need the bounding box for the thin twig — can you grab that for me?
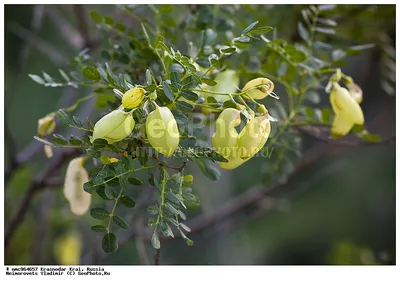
[154,248,161,265]
[134,216,150,265]
[45,5,84,48]
[7,22,67,65]
[73,5,93,48]
[295,124,395,147]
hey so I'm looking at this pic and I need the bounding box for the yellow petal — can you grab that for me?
[238,114,271,159]
[54,232,81,265]
[331,114,354,137]
[110,157,119,163]
[146,105,180,157]
[330,82,364,125]
[92,109,135,144]
[212,108,241,159]
[212,109,271,170]
[122,87,145,109]
[242,78,274,100]
[37,113,56,137]
[64,157,91,215]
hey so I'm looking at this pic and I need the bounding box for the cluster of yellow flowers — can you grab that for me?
[58,71,366,216]
[92,86,180,157]
[91,76,276,170]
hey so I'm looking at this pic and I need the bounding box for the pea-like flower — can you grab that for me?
[63,157,90,215]
[242,77,274,100]
[212,108,241,159]
[212,108,271,170]
[92,108,135,144]
[38,113,56,137]
[122,87,145,109]
[146,105,179,157]
[330,82,364,137]
[238,114,271,159]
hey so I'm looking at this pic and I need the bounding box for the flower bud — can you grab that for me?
[122,87,145,109]
[110,158,119,163]
[346,82,363,104]
[148,91,158,101]
[257,104,268,114]
[92,108,135,144]
[330,82,364,137]
[146,105,179,157]
[64,157,90,215]
[242,78,274,100]
[38,113,56,137]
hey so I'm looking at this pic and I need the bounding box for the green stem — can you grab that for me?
[87,165,158,190]
[107,183,125,231]
[62,93,96,113]
[155,167,168,226]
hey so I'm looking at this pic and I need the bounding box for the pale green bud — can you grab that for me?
[146,105,180,157]
[92,109,135,144]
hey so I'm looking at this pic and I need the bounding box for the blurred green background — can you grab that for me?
[4,4,395,265]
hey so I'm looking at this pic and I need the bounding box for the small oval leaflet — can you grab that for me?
[112,215,129,229]
[128,177,143,186]
[120,195,136,208]
[90,207,110,220]
[151,232,161,249]
[90,225,108,232]
[102,232,118,253]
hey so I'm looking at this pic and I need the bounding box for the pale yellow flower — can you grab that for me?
[92,108,135,144]
[122,87,145,109]
[146,105,179,157]
[63,157,90,215]
[330,82,364,137]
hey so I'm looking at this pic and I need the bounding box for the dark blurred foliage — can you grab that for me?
[4,4,395,265]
